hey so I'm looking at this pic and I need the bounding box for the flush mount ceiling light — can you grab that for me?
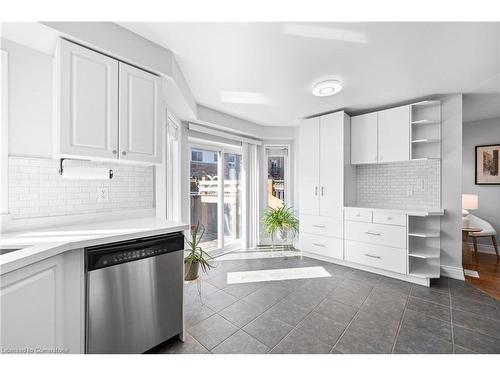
[312,80,343,97]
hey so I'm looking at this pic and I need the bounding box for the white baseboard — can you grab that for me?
[440,264,465,280]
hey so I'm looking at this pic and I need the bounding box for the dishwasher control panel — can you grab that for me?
[86,232,184,271]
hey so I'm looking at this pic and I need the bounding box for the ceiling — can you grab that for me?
[119,22,500,126]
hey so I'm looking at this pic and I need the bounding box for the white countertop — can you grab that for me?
[345,205,445,217]
[0,216,189,275]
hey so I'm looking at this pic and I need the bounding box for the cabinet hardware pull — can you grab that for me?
[112,150,117,154]
[312,243,326,247]
[314,186,318,196]
[364,253,381,259]
[122,151,127,155]
[365,231,382,236]
[313,224,326,228]
[321,187,325,196]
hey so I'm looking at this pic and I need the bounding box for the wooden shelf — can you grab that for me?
[412,138,440,144]
[409,247,440,259]
[408,230,440,238]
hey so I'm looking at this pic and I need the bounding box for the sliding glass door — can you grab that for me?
[189,144,244,254]
[190,146,219,250]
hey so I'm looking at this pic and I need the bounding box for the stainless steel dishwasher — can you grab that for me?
[85,232,184,354]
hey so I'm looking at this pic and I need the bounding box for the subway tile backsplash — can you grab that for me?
[356,159,440,209]
[8,157,154,219]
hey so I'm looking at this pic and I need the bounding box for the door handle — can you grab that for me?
[365,231,382,236]
[321,187,325,196]
[312,243,326,247]
[314,186,318,196]
[313,224,326,228]
[364,253,381,259]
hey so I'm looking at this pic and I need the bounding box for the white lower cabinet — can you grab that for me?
[300,214,343,238]
[299,233,343,260]
[344,220,407,249]
[345,240,406,274]
[0,250,84,353]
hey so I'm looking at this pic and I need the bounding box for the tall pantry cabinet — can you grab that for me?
[296,111,354,260]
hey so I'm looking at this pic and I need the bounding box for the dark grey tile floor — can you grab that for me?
[154,253,500,354]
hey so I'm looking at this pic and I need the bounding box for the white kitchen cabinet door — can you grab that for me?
[350,112,378,164]
[58,39,119,159]
[319,112,344,217]
[378,105,410,163]
[119,63,162,163]
[0,250,85,354]
[0,256,64,353]
[298,117,320,215]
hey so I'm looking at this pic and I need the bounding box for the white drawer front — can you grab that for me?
[372,211,406,226]
[344,221,407,249]
[299,233,343,260]
[300,215,343,238]
[344,208,372,223]
[345,240,406,274]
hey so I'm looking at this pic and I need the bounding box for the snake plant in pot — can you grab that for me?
[184,223,215,281]
[262,206,299,249]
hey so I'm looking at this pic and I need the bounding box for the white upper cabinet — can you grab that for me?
[298,117,320,216]
[298,112,349,218]
[58,39,119,159]
[351,112,378,164]
[119,63,162,163]
[319,112,344,216]
[57,39,162,164]
[378,105,410,163]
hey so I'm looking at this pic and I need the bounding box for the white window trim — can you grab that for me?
[1,50,9,217]
[165,110,181,221]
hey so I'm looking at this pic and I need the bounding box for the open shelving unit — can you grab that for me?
[407,215,441,279]
[410,100,441,160]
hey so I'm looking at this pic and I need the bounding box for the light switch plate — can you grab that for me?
[97,187,109,202]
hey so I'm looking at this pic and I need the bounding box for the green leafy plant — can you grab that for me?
[184,223,215,275]
[262,206,299,244]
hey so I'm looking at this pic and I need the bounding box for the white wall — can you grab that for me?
[440,94,463,272]
[462,117,500,247]
[2,38,53,158]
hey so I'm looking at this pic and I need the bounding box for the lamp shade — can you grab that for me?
[462,194,478,210]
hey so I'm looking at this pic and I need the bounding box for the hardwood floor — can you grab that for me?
[462,242,500,301]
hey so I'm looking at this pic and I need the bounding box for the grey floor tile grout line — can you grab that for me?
[263,278,365,353]
[329,281,378,353]
[217,283,298,353]
[390,285,412,354]
[449,285,456,354]
[210,282,303,354]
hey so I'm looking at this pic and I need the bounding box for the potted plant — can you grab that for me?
[262,206,299,250]
[184,222,215,281]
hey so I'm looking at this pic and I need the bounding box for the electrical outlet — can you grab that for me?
[97,187,109,202]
